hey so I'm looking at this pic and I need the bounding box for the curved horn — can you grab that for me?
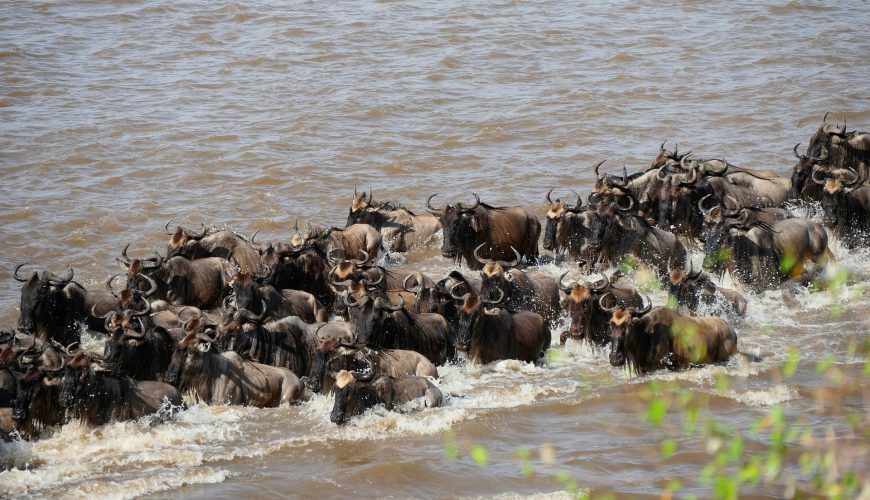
[131,296,151,317]
[238,300,268,323]
[164,219,174,235]
[498,246,522,268]
[469,193,481,210]
[594,160,606,178]
[344,293,362,308]
[426,194,441,213]
[545,188,554,204]
[13,262,31,282]
[657,165,671,180]
[327,248,345,264]
[472,243,489,266]
[698,194,719,220]
[572,190,583,209]
[375,295,405,312]
[402,272,424,294]
[105,274,121,299]
[680,153,694,171]
[450,282,470,301]
[196,329,218,344]
[660,139,667,153]
[632,295,652,315]
[479,287,504,305]
[185,223,208,239]
[119,243,132,264]
[90,303,115,320]
[598,292,619,313]
[138,272,158,297]
[361,267,385,288]
[221,294,234,314]
[351,250,370,266]
[615,194,635,212]
[812,167,828,185]
[822,111,830,124]
[793,143,804,160]
[706,158,728,175]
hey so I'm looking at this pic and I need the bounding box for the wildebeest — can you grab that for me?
[454,290,550,365]
[812,168,870,248]
[667,262,748,317]
[103,318,177,382]
[260,229,336,311]
[15,263,118,346]
[472,245,561,327]
[165,221,261,273]
[587,196,687,279]
[700,204,832,291]
[118,248,234,309]
[309,340,438,395]
[228,271,328,323]
[329,367,443,425]
[11,339,67,439]
[427,193,540,270]
[346,187,441,252]
[608,304,737,375]
[542,190,595,261]
[347,295,454,366]
[558,271,642,347]
[791,114,869,199]
[60,351,183,426]
[320,223,383,261]
[165,331,303,407]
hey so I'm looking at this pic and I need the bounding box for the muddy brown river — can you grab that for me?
[1,1,869,498]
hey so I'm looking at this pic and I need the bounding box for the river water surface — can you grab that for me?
[1,1,869,498]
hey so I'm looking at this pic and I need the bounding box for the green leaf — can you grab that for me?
[647,397,668,426]
[778,253,797,274]
[782,347,799,378]
[661,438,677,459]
[815,354,836,374]
[444,432,458,460]
[470,444,488,467]
[666,479,683,492]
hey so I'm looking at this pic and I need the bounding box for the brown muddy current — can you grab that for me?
[1,1,869,498]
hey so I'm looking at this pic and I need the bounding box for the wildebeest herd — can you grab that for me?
[1,114,867,440]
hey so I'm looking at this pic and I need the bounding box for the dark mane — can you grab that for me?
[375,200,416,215]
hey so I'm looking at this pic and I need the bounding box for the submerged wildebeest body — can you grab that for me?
[261,231,336,313]
[558,271,643,347]
[472,245,561,328]
[330,368,443,425]
[61,352,183,427]
[667,263,748,318]
[228,272,328,324]
[428,194,540,270]
[118,249,234,310]
[15,264,118,346]
[587,197,687,280]
[608,305,737,375]
[318,223,383,261]
[455,292,550,365]
[165,223,261,274]
[700,206,832,292]
[812,169,870,248]
[348,296,454,366]
[309,341,438,395]
[165,332,303,407]
[346,189,440,252]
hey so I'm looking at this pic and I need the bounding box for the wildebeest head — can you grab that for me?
[558,272,611,343]
[475,244,521,303]
[655,156,720,234]
[165,330,217,388]
[407,273,459,321]
[60,351,100,408]
[14,263,74,333]
[812,167,864,227]
[698,196,738,274]
[346,185,374,227]
[606,296,651,367]
[454,286,503,352]
[330,366,378,425]
[667,260,710,313]
[587,194,635,254]
[427,194,481,259]
[543,189,583,252]
[13,339,67,424]
[164,220,209,259]
[117,244,163,293]
[651,140,691,170]
[349,295,405,348]
[805,113,848,163]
